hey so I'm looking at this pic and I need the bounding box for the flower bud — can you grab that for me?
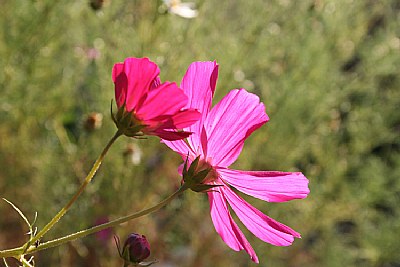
[122,234,150,264]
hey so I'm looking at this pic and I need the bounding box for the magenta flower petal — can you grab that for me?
[208,188,259,263]
[151,111,202,142]
[136,82,187,119]
[112,58,160,111]
[151,76,162,89]
[167,109,203,129]
[204,89,269,167]
[218,168,310,202]
[151,129,191,141]
[112,57,201,140]
[162,138,193,156]
[180,61,219,155]
[112,63,127,107]
[162,61,310,263]
[222,186,301,246]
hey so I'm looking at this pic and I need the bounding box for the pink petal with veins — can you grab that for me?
[205,89,269,167]
[218,168,310,202]
[112,58,160,111]
[223,186,301,247]
[208,188,259,263]
[180,61,219,155]
[162,138,193,156]
[136,82,187,119]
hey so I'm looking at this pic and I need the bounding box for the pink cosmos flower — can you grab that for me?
[94,216,113,244]
[112,57,201,140]
[163,61,310,263]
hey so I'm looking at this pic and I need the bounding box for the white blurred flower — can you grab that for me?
[83,112,103,131]
[123,143,142,165]
[163,0,198,19]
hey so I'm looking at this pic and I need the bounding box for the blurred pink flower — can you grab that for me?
[163,61,310,263]
[112,57,201,140]
[94,216,112,244]
[87,48,100,60]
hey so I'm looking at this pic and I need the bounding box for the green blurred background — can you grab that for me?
[0,0,399,266]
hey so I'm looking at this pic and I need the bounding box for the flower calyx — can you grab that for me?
[111,102,147,138]
[182,155,221,193]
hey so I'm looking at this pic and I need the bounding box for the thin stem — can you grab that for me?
[19,256,34,267]
[26,187,187,254]
[0,247,23,259]
[0,186,185,258]
[29,131,122,246]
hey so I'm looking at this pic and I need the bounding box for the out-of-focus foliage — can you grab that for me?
[0,0,399,266]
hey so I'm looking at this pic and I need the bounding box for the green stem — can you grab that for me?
[29,130,122,246]
[20,256,34,267]
[0,247,22,259]
[0,182,187,259]
[26,186,186,255]
[0,186,185,258]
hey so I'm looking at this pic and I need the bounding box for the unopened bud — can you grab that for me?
[123,233,150,263]
[115,233,156,266]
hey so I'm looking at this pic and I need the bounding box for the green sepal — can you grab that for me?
[122,246,131,263]
[115,104,126,123]
[186,156,200,179]
[124,125,146,137]
[192,167,212,184]
[111,100,117,124]
[111,103,149,138]
[120,111,133,128]
[182,155,189,177]
[191,184,223,193]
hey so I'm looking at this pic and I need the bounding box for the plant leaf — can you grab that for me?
[2,198,30,229]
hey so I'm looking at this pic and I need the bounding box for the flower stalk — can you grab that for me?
[0,186,186,258]
[28,130,122,248]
